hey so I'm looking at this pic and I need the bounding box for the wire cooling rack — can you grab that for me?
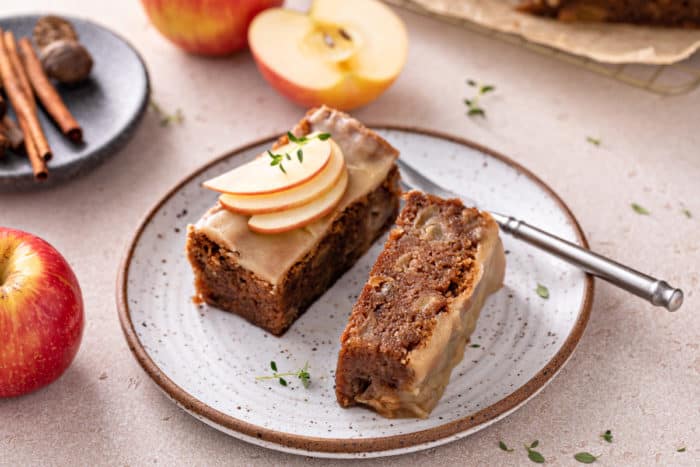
[387,0,700,96]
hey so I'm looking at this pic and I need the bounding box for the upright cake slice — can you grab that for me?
[186,106,400,336]
[517,0,700,27]
[335,191,505,418]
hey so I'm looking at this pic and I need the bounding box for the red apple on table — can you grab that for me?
[249,0,409,110]
[141,0,283,56]
[0,227,84,398]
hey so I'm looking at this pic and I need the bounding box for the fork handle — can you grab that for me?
[491,213,683,311]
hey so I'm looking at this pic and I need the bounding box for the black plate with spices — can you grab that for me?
[0,14,149,191]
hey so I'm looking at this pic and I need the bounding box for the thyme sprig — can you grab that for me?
[149,99,184,127]
[256,361,311,388]
[266,132,331,173]
[525,441,545,463]
[464,79,495,117]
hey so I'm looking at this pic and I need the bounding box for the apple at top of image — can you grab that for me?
[249,0,409,110]
[141,0,283,55]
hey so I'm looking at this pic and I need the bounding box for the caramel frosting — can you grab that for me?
[398,228,505,418]
[353,213,505,418]
[193,106,398,285]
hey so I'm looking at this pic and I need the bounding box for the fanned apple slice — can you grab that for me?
[248,168,348,234]
[203,137,331,195]
[220,140,346,215]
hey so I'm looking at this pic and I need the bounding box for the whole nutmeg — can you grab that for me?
[39,39,93,85]
[33,15,78,49]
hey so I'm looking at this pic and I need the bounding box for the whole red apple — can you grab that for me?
[0,227,84,398]
[141,0,283,56]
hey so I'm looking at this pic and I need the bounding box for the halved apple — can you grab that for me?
[248,0,408,110]
[219,140,346,215]
[248,168,348,234]
[202,137,331,195]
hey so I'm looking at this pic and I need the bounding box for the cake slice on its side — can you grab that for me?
[186,106,400,336]
[335,191,506,418]
[517,0,700,27]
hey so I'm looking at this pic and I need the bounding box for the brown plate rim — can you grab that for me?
[116,125,594,455]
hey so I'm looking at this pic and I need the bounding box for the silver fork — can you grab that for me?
[397,159,683,311]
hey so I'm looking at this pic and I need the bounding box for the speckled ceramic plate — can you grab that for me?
[117,127,593,458]
[0,14,149,191]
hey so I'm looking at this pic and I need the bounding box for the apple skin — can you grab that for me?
[252,54,393,111]
[141,0,283,56]
[0,228,84,398]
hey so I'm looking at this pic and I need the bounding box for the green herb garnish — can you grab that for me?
[682,208,692,219]
[256,362,311,388]
[525,442,545,464]
[149,99,184,127]
[586,136,601,146]
[631,203,650,215]
[601,430,613,443]
[499,441,514,452]
[470,343,481,348]
[267,132,331,173]
[574,452,600,464]
[464,79,495,118]
[677,447,686,452]
[536,284,549,299]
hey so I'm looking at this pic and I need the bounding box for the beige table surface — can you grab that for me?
[1,1,698,465]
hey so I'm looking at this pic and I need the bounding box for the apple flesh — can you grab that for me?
[219,140,345,215]
[248,0,408,110]
[0,228,84,398]
[248,168,349,234]
[141,0,282,56]
[203,136,332,195]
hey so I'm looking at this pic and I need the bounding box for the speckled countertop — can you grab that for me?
[1,1,698,466]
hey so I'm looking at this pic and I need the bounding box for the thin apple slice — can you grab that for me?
[220,140,345,215]
[202,137,331,195]
[248,168,348,234]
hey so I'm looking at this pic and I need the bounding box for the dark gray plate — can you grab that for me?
[0,14,150,191]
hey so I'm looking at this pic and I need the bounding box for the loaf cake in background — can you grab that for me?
[518,0,700,27]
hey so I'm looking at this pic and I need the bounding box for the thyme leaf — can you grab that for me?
[631,203,650,215]
[526,447,545,464]
[574,452,600,464]
[536,284,549,299]
[601,430,613,443]
[499,441,514,452]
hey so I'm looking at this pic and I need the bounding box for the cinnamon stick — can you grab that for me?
[0,131,8,156]
[0,29,51,162]
[0,114,24,151]
[19,37,82,144]
[17,111,47,180]
[4,32,34,108]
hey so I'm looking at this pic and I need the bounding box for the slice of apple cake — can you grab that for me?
[335,191,506,418]
[186,106,400,336]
